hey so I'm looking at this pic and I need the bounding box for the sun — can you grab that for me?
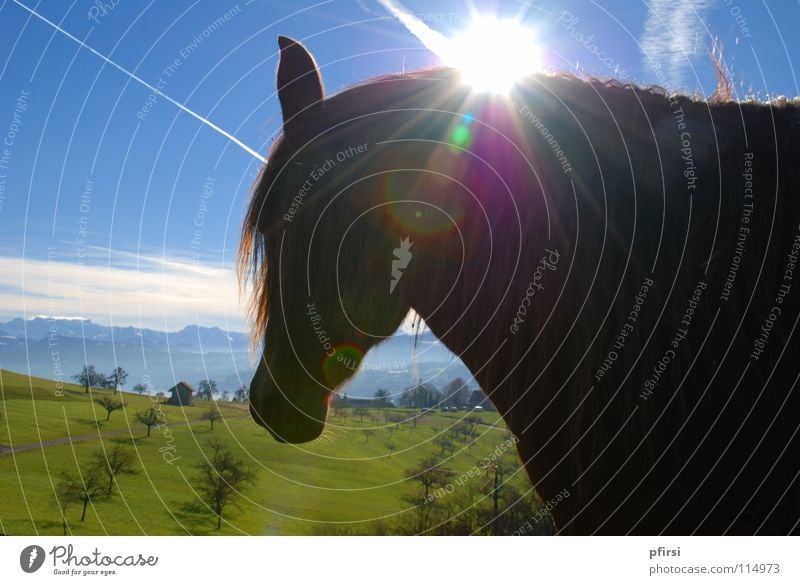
[378,2,542,94]
[447,16,541,93]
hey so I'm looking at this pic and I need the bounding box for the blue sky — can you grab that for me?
[0,0,797,332]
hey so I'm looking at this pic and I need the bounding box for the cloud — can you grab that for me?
[0,248,248,332]
[641,0,714,86]
[0,247,428,337]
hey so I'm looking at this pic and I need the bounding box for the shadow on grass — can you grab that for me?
[173,501,219,535]
[74,417,106,430]
[107,436,137,447]
[35,518,70,535]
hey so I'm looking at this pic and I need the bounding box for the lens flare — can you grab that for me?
[450,111,475,148]
[451,125,471,147]
[322,343,365,388]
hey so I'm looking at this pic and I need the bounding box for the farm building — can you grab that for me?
[468,389,495,410]
[330,393,384,407]
[166,381,195,406]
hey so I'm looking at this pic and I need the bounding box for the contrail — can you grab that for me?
[377,0,454,63]
[12,0,266,163]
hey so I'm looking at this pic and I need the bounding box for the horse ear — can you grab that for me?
[277,36,324,129]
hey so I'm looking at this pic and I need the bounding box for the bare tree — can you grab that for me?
[442,377,469,408]
[136,406,161,437]
[91,445,138,495]
[95,396,123,421]
[72,365,104,394]
[373,388,390,407]
[387,412,404,429]
[56,467,108,522]
[466,415,481,435]
[385,441,396,456]
[107,367,128,395]
[220,390,231,402]
[406,457,454,502]
[194,439,255,530]
[453,421,472,441]
[433,433,455,455]
[233,385,249,402]
[403,457,455,533]
[200,409,222,431]
[399,383,441,409]
[197,379,217,400]
[476,457,536,535]
[362,429,375,443]
[353,406,370,422]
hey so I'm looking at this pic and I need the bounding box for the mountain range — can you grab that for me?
[0,317,474,398]
[0,317,249,353]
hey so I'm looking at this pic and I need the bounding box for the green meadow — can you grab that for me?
[0,369,543,535]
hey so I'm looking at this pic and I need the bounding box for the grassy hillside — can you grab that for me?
[0,370,543,535]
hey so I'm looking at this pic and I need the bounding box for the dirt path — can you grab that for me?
[0,417,202,457]
[433,412,507,432]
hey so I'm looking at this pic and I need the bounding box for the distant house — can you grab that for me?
[166,381,195,406]
[332,394,377,408]
[468,389,495,411]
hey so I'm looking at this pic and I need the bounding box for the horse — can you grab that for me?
[239,36,800,535]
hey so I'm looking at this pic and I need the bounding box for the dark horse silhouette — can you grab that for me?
[240,36,800,534]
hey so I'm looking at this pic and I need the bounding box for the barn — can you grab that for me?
[166,381,195,406]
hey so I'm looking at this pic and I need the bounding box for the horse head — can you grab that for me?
[240,37,422,442]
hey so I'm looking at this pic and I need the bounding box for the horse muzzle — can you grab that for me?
[249,366,329,443]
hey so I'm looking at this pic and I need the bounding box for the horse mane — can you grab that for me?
[238,138,275,347]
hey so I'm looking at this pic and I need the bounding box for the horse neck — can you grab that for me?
[394,81,604,511]
[416,255,562,411]
[403,176,566,437]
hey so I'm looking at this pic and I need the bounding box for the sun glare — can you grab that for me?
[447,16,541,93]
